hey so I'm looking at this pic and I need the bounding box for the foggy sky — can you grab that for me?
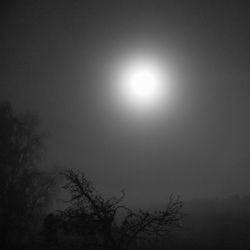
[1,0,250,204]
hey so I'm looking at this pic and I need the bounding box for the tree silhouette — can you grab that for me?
[0,101,54,249]
[45,169,183,250]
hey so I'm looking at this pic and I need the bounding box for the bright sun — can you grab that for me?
[121,61,164,110]
[130,70,156,97]
[108,53,173,117]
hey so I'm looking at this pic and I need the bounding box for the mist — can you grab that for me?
[1,1,250,249]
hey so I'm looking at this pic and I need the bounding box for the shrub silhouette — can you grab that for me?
[43,169,183,250]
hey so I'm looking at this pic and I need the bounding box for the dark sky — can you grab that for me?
[1,0,250,204]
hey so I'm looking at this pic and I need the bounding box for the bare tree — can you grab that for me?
[0,101,54,249]
[50,169,183,250]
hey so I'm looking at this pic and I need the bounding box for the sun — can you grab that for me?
[130,70,156,97]
[121,61,164,109]
[107,52,173,118]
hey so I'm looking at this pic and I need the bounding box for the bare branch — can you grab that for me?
[53,169,183,250]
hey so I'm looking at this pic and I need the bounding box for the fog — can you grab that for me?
[1,0,250,204]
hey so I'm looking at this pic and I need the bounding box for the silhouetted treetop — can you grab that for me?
[45,169,183,250]
[0,101,54,250]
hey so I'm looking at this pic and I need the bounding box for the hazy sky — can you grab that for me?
[1,0,250,203]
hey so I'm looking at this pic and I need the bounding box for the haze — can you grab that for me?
[1,0,250,205]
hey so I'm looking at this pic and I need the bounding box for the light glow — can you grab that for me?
[130,70,156,97]
[119,57,169,113]
[104,50,177,123]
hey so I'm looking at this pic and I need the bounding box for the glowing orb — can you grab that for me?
[120,60,166,111]
[106,52,174,120]
[130,70,156,97]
